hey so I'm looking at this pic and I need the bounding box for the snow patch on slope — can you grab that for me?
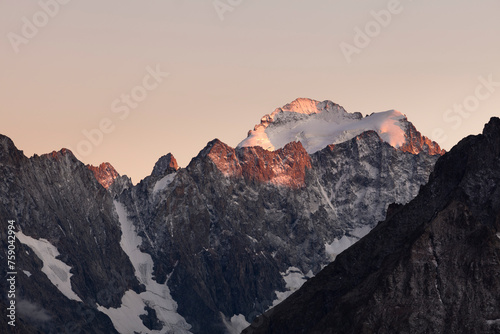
[153,172,176,195]
[325,225,372,261]
[238,98,407,154]
[97,201,192,334]
[16,232,81,301]
[269,267,313,308]
[222,313,251,334]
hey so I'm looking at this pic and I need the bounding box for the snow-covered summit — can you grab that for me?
[237,98,440,155]
[276,97,355,117]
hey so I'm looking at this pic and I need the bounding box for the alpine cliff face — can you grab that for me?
[0,99,443,334]
[244,118,500,334]
[87,162,120,189]
[0,137,141,334]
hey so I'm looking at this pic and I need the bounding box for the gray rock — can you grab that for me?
[243,117,500,334]
[0,136,140,333]
[0,117,440,333]
[115,131,439,333]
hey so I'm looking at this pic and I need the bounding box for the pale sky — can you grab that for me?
[1,0,499,183]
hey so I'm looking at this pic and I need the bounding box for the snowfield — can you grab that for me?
[97,201,192,334]
[238,98,407,154]
[16,232,82,302]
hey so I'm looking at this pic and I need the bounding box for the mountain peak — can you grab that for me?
[188,138,312,188]
[400,121,445,156]
[238,99,444,156]
[243,116,500,334]
[278,98,326,115]
[483,116,500,139]
[0,134,26,166]
[151,153,178,177]
[271,98,360,121]
[41,148,75,160]
[87,162,119,189]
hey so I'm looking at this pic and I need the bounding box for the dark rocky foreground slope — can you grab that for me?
[0,114,441,333]
[244,117,500,334]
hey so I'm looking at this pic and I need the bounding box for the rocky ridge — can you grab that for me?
[0,99,444,333]
[243,118,500,334]
[238,98,443,157]
[113,127,440,332]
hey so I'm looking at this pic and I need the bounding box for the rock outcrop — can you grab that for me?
[87,162,119,189]
[151,153,178,177]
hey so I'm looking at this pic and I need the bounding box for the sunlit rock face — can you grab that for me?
[198,139,312,188]
[87,162,119,189]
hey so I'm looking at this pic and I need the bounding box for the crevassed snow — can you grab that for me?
[153,173,177,195]
[238,99,407,154]
[97,201,192,334]
[16,232,81,301]
[325,225,372,261]
[221,313,251,334]
[269,267,313,308]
